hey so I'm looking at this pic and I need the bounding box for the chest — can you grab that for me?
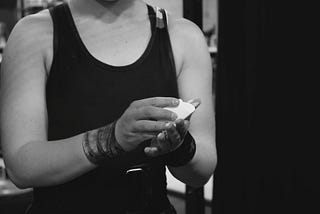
[73,17,152,66]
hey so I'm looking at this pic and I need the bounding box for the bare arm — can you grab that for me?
[167,18,217,187]
[0,13,97,188]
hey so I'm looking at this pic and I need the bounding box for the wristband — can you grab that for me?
[82,121,151,170]
[164,132,196,167]
[82,121,125,165]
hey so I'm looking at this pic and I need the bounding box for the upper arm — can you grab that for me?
[169,18,215,153]
[0,12,53,164]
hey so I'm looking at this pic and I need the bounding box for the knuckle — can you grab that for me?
[126,132,136,140]
[154,123,161,131]
[123,108,133,119]
[139,123,147,131]
[130,100,139,107]
[151,97,159,105]
[161,122,168,130]
[163,109,175,120]
[175,133,181,142]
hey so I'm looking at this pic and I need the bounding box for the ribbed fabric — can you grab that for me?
[27,3,179,214]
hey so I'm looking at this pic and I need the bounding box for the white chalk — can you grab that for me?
[164,99,195,120]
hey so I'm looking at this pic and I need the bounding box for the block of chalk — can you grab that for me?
[164,99,196,120]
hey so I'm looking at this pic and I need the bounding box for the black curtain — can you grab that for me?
[213,1,320,213]
[0,1,16,8]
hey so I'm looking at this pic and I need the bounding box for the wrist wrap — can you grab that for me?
[82,121,152,170]
[164,132,196,167]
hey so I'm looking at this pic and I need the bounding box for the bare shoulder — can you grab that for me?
[7,10,52,49]
[165,14,210,75]
[4,10,53,73]
[167,15,206,45]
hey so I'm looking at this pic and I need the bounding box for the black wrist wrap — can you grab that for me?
[82,121,151,170]
[164,132,196,167]
[82,121,123,165]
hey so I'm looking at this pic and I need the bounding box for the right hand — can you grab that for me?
[114,97,180,152]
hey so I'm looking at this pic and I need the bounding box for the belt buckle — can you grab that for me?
[126,167,144,175]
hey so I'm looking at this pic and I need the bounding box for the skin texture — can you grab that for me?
[0,0,216,188]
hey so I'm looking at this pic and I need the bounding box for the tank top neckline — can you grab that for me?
[63,3,157,72]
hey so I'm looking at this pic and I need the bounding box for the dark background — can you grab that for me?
[214,0,320,213]
[0,1,17,33]
[0,1,16,8]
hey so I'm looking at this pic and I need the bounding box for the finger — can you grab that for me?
[139,133,156,142]
[175,119,190,137]
[146,135,164,155]
[166,124,182,145]
[144,147,161,157]
[187,98,201,109]
[149,132,169,154]
[136,106,177,121]
[131,97,180,108]
[157,131,167,142]
[133,120,168,133]
[140,131,163,137]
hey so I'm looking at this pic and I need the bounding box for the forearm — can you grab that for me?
[5,121,151,189]
[5,134,95,189]
[5,122,124,188]
[168,140,216,187]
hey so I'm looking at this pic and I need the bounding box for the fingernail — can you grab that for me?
[171,113,178,121]
[165,122,172,129]
[173,99,180,105]
[192,99,201,108]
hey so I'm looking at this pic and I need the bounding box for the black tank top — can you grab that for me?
[28,3,179,214]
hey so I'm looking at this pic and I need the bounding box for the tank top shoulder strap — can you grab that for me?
[48,3,70,70]
[154,7,178,82]
[48,4,60,66]
[152,6,168,29]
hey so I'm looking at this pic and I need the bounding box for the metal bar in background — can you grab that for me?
[185,186,205,214]
[183,0,205,214]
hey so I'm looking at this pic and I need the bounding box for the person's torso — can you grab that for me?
[28,3,179,214]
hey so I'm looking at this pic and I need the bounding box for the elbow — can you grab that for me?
[2,146,40,189]
[5,164,33,189]
[191,156,217,187]
[184,159,217,188]
[185,171,213,188]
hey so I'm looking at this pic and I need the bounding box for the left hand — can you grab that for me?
[144,119,190,157]
[144,98,200,157]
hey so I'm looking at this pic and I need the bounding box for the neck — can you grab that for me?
[68,0,144,21]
